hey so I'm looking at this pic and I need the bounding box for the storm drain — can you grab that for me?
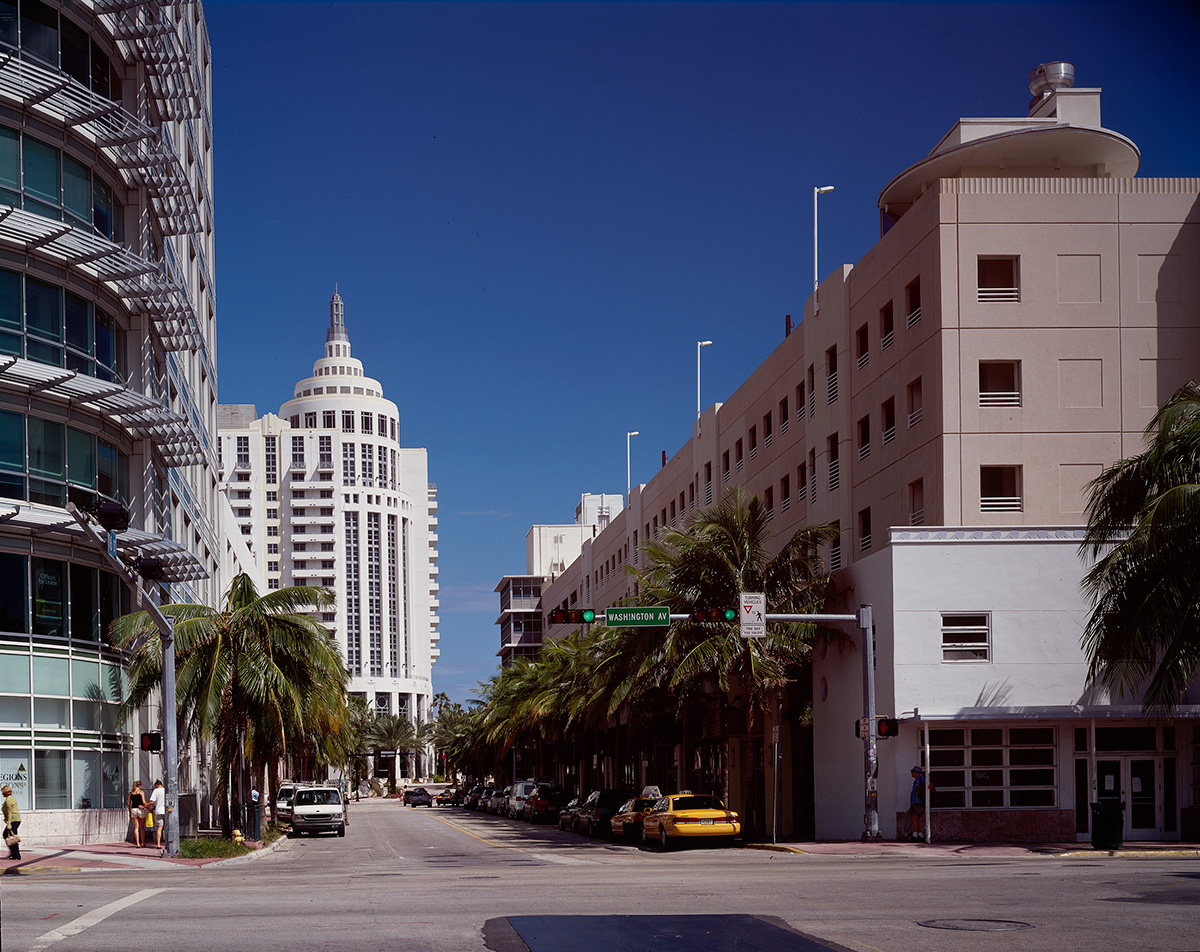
[918,919,1033,932]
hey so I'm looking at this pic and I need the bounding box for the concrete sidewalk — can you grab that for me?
[4,834,1196,875]
[0,835,286,875]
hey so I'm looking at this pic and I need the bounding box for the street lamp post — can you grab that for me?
[813,185,834,313]
[696,340,712,420]
[626,430,639,497]
[67,502,181,857]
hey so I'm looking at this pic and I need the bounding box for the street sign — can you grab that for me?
[107,529,118,559]
[739,592,765,638]
[604,606,670,627]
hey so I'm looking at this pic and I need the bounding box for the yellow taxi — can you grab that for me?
[640,792,740,849]
[609,796,659,842]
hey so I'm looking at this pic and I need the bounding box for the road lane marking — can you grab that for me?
[426,813,596,864]
[29,887,165,951]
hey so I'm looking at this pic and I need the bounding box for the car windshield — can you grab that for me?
[295,789,340,806]
[671,795,724,811]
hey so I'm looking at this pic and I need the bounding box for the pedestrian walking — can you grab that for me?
[250,782,261,840]
[148,779,166,849]
[2,784,20,860]
[909,766,930,841]
[128,780,147,847]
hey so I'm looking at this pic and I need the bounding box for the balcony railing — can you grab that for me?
[827,371,838,405]
[980,495,1023,512]
[858,442,870,461]
[857,351,869,371]
[907,407,923,427]
[906,306,922,328]
[980,391,1021,407]
[859,534,871,552]
[881,330,894,350]
[909,508,925,526]
[978,287,1019,303]
[882,425,896,445]
[828,458,840,492]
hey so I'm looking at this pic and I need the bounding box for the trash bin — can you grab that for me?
[1090,800,1125,850]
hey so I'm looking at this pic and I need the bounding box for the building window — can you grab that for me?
[906,276,922,326]
[323,410,335,428]
[908,479,924,525]
[880,301,894,349]
[924,726,1056,809]
[806,366,815,418]
[907,378,923,427]
[764,486,774,520]
[264,436,277,485]
[827,433,839,492]
[749,426,757,461]
[978,257,1020,302]
[779,397,789,434]
[318,435,332,469]
[980,465,1022,512]
[882,397,896,445]
[797,463,807,504]
[807,449,816,504]
[304,412,316,428]
[856,324,869,369]
[795,383,805,421]
[979,361,1022,407]
[342,411,354,433]
[826,346,838,404]
[941,613,990,662]
[361,412,373,435]
[290,435,304,469]
[735,439,743,473]
[722,449,730,482]
[763,412,773,448]
[858,507,871,552]
[857,415,871,460]
[780,474,790,513]
[342,443,355,483]
[236,436,249,468]
[829,521,841,572]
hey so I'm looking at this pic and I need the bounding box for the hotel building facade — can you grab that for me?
[218,292,439,732]
[540,66,1200,842]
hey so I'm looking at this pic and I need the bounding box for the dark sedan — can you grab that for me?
[407,786,433,807]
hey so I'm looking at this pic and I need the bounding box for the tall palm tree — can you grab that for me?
[631,487,837,817]
[1081,380,1200,711]
[111,574,347,830]
[366,713,416,794]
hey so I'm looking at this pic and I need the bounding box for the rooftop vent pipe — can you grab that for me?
[1028,61,1075,109]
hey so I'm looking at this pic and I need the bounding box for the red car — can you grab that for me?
[523,785,568,822]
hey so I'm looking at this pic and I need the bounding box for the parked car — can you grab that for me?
[524,785,568,823]
[463,786,484,809]
[641,793,740,849]
[469,786,494,810]
[609,796,659,842]
[408,786,433,807]
[558,797,583,831]
[487,786,510,814]
[289,785,347,837]
[435,787,458,805]
[577,789,632,838]
[275,783,297,826]
[507,780,541,819]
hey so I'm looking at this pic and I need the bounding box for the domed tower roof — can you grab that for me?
[326,289,349,344]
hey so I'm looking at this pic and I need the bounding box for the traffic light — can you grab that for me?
[548,608,596,625]
[141,731,162,752]
[689,608,738,622]
[876,717,900,739]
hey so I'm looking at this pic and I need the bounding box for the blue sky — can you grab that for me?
[204,1,1200,703]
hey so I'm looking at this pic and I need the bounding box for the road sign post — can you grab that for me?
[739,592,765,638]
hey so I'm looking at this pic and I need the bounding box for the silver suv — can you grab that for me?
[507,781,540,819]
[289,785,346,837]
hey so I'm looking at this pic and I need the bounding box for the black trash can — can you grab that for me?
[1090,800,1125,850]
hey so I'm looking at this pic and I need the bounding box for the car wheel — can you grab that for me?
[337,824,346,837]
[660,826,670,850]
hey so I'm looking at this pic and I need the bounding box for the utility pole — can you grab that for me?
[67,503,182,857]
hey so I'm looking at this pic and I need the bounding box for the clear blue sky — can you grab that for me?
[204,1,1200,704]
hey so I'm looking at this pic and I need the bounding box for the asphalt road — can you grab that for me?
[1,799,1196,952]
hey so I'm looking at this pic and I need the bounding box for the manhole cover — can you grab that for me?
[918,919,1033,932]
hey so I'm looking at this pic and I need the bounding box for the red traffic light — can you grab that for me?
[140,731,162,752]
[876,717,900,738]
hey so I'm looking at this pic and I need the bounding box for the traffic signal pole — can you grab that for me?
[67,503,181,857]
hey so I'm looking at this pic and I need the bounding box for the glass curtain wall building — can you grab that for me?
[0,1,226,843]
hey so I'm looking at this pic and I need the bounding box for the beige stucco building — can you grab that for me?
[540,64,1199,842]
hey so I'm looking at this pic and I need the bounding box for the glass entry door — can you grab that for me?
[1096,757,1160,840]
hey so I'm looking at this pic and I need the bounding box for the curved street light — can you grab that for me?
[626,430,639,497]
[697,340,713,420]
[814,185,834,313]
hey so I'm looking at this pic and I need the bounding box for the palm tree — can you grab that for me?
[366,713,415,794]
[631,487,837,824]
[111,574,347,832]
[1080,380,1200,712]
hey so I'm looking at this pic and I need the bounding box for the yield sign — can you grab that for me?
[739,591,765,639]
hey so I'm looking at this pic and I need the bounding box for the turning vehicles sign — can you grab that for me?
[739,592,765,638]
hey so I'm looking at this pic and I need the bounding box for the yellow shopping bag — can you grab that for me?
[145,811,154,828]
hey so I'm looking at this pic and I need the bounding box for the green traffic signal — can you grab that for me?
[690,608,738,623]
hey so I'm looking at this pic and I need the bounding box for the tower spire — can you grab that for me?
[327,288,349,343]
